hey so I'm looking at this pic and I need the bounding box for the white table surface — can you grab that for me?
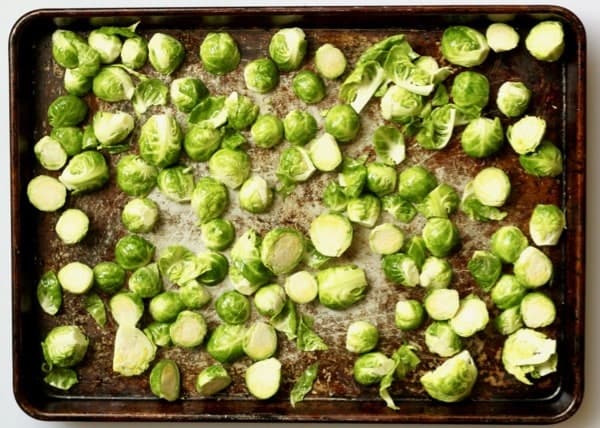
[2,1,596,427]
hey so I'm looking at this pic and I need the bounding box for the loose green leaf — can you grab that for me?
[290,362,319,407]
[37,271,62,316]
[133,79,169,115]
[85,293,107,327]
[43,367,79,391]
[296,315,328,351]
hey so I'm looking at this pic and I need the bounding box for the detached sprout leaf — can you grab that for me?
[132,79,169,115]
[44,368,79,391]
[290,362,319,407]
[296,315,328,351]
[373,125,406,166]
[85,293,107,327]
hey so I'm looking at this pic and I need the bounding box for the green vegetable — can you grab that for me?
[191,177,229,225]
[51,29,86,68]
[42,325,88,368]
[37,271,62,316]
[381,194,417,223]
[43,368,78,391]
[148,32,185,75]
[231,229,273,287]
[132,79,169,115]
[424,289,459,321]
[26,175,67,212]
[200,219,235,251]
[200,32,240,75]
[114,234,155,271]
[468,250,502,291]
[84,293,106,327]
[112,325,156,376]
[317,265,368,310]
[380,85,424,124]
[495,306,524,336]
[50,126,83,156]
[251,114,284,148]
[513,246,553,288]
[92,111,135,149]
[149,359,181,401]
[225,92,259,131]
[208,148,251,189]
[398,165,437,203]
[207,324,246,363]
[34,136,67,171]
[128,263,162,298]
[59,151,109,194]
[394,299,425,330]
[309,212,353,257]
[121,37,148,69]
[296,315,328,351]
[472,167,511,207]
[157,166,194,203]
[419,256,453,289]
[308,133,342,172]
[138,113,182,168]
[520,291,556,328]
[149,291,184,323]
[178,280,211,309]
[244,57,280,93]
[315,42,346,79]
[260,227,305,275]
[415,104,456,150]
[268,27,307,72]
[196,251,229,286]
[290,363,319,407]
[382,253,419,287]
[58,261,94,294]
[491,274,527,310]
[366,162,397,196]
[55,208,89,244]
[169,310,207,348]
[271,299,299,340]
[144,322,173,347]
[451,71,489,113]
[93,261,126,294]
[460,117,504,158]
[284,270,318,304]
[243,321,278,361]
[525,21,564,62]
[425,321,463,357]
[486,22,519,53]
[215,291,251,325]
[196,364,232,395]
[459,181,507,222]
[184,124,222,162]
[507,115,546,154]
[345,320,379,354]
[47,95,88,127]
[109,291,144,326]
[283,110,318,146]
[322,181,349,212]
[502,328,557,384]
[253,283,286,318]
[420,350,478,402]
[239,175,273,214]
[346,194,381,228]
[88,29,123,64]
[422,218,460,258]
[64,68,92,96]
[373,125,406,166]
[414,183,460,219]
[293,70,326,104]
[519,140,563,177]
[116,154,158,197]
[245,357,282,399]
[496,81,531,118]
[92,66,134,102]
[441,25,489,67]
[189,95,228,128]
[353,352,395,386]
[170,77,209,113]
[449,294,489,337]
[121,198,159,233]
[490,225,529,263]
[368,223,405,255]
[338,156,368,198]
[529,203,566,246]
[324,104,360,143]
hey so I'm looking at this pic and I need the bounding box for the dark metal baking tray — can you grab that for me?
[9,5,586,423]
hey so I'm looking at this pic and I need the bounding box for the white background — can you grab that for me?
[2,1,596,427]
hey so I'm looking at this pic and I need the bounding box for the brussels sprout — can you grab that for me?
[317,265,368,310]
[92,111,135,148]
[420,350,478,402]
[491,274,527,309]
[254,283,287,317]
[292,70,326,104]
[225,92,259,131]
[353,352,395,386]
[207,324,246,363]
[284,271,318,304]
[196,364,232,396]
[216,290,251,325]
[398,165,437,203]
[170,77,209,113]
[196,251,229,286]
[116,154,158,197]
[239,175,273,214]
[290,362,319,408]
[394,299,425,331]
[422,218,460,258]
[149,291,184,323]
[121,37,148,69]
[109,291,144,326]
[93,261,126,294]
[322,181,349,212]
[268,27,307,72]
[88,29,122,64]
[382,253,419,287]
[339,60,385,114]
[128,263,162,298]
[246,357,282,399]
[513,246,553,288]
[169,310,207,348]
[507,115,546,154]
[149,359,180,401]
[283,110,318,146]
[55,208,89,245]
[472,167,511,207]
[132,79,169,115]
[308,133,342,172]
[114,234,155,271]
[208,148,251,190]
[243,321,278,361]
[200,219,235,251]
[26,175,67,212]
[37,271,62,316]
[496,81,531,118]
[486,22,519,53]
[113,325,157,376]
[520,291,556,329]
[231,229,273,287]
[92,66,134,102]
[200,32,240,75]
[156,166,194,203]
[261,227,305,275]
[449,294,489,337]
[425,321,463,357]
[144,322,172,347]
[277,146,316,185]
[441,25,489,67]
[81,125,99,151]
[184,124,222,162]
[42,325,88,368]
[381,194,417,224]
[157,245,202,285]
[251,114,284,149]
[490,225,529,263]
[529,204,566,246]
[147,33,185,75]
[244,57,280,93]
[525,21,564,62]
[178,279,211,310]
[519,140,563,177]
[460,117,504,158]
[369,223,404,255]
[47,95,88,128]
[419,256,453,289]
[347,194,381,228]
[450,71,489,112]
[414,104,457,150]
[338,156,368,198]
[468,250,502,291]
[58,261,94,294]
[502,328,557,384]
[309,212,353,257]
[380,85,424,124]
[365,162,397,197]
[43,368,78,391]
[424,289,460,321]
[191,177,229,224]
[324,104,361,143]
[189,95,228,129]
[64,68,92,96]
[34,136,67,171]
[495,306,524,336]
[139,113,182,168]
[229,266,262,296]
[50,126,83,157]
[315,43,347,80]
[346,320,379,354]
[51,29,85,68]
[373,125,406,166]
[414,183,460,219]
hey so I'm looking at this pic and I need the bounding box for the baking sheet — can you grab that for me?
[9,6,586,423]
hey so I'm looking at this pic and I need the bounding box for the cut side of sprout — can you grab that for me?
[34,136,68,171]
[245,357,282,399]
[284,270,318,304]
[58,261,94,294]
[309,212,353,257]
[169,311,207,348]
[486,23,519,53]
[369,223,405,255]
[520,292,556,328]
[109,292,144,326]
[261,227,305,276]
[449,295,489,337]
[113,325,157,376]
[308,133,342,172]
[149,359,181,402]
[424,289,460,320]
[27,175,67,212]
[196,364,232,395]
[55,208,89,244]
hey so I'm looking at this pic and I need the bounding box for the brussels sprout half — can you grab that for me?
[441,25,489,67]
[525,21,564,62]
[420,350,478,402]
[268,27,307,72]
[529,204,566,246]
[261,227,305,276]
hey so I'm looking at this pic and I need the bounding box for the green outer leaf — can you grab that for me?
[290,362,319,407]
[37,271,62,316]
[43,368,78,391]
[296,315,328,351]
[96,22,139,38]
[85,293,107,327]
[133,79,169,115]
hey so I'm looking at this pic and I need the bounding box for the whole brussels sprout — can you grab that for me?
[380,85,424,124]
[398,165,437,203]
[441,25,489,67]
[207,324,246,363]
[490,225,529,264]
[158,245,203,285]
[239,175,273,214]
[138,113,182,168]
[208,148,251,189]
[346,194,381,228]
[394,299,425,330]
[460,117,504,158]
[353,352,395,385]
[283,110,318,146]
[215,290,251,325]
[184,124,222,162]
[324,104,360,143]
[50,126,83,157]
[519,141,563,177]
[244,57,279,93]
[92,66,135,102]
[381,194,417,224]
[496,81,531,118]
[114,234,155,271]
[315,43,347,80]
[170,77,209,113]
[467,250,502,291]
[92,111,135,148]
[148,32,185,75]
[116,154,158,197]
[491,274,527,310]
[317,265,368,310]
[93,261,126,294]
[450,71,490,111]
[268,27,307,72]
[200,32,241,75]
[525,21,564,62]
[422,218,460,258]
[59,150,109,194]
[345,320,379,354]
[128,262,162,298]
[42,325,89,368]
[225,92,259,131]
[420,350,478,402]
[121,37,148,69]
[64,68,92,96]
[88,29,122,64]
[292,70,326,104]
[51,29,85,68]
[121,197,159,233]
[200,219,235,251]
[366,162,397,196]
[157,166,195,203]
[47,95,88,128]
[251,114,284,149]
[495,306,524,336]
[149,291,184,323]
[179,280,211,310]
[191,177,229,224]
[169,310,207,348]
[529,203,566,246]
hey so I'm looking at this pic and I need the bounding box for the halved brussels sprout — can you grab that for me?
[170,77,209,113]
[42,325,88,368]
[58,262,94,294]
[253,283,287,318]
[132,79,169,115]
[486,22,519,53]
[317,265,368,310]
[283,110,318,146]
[239,175,273,214]
[92,111,135,148]
[520,291,556,329]
[207,324,246,363]
[92,66,134,102]
[50,126,83,156]
[149,359,180,401]
[64,68,92,96]
[490,225,528,263]
[191,177,229,224]
[380,85,424,124]
[261,227,305,276]
[43,368,78,391]
[55,208,89,244]
[116,154,158,197]
[425,321,463,357]
[245,357,282,399]
[34,136,67,171]
[529,204,566,246]
[157,166,194,203]
[420,350,477,402]
[507,115,546,154]
[513,246,553,288]
[494,306,524,336]
[169,310,207,348]
[37,271,62,316]
[215,290,251,325]
[292,70,326,104]
[460,117,504,158]
[200,32,240,75]
[138,113,182,168]
[441,25,489,67]
[496,81,531,118]
[158,245,202,285]
[308,133,342,172]
[244,57,279,93]
[196,364,232,396]
[502,328,557,384]
[47,95,88,128]
[394,299,425,330]
[188,95,228,128]
[231,229,273,287]
[338,156,368,198]
[114,234,155,271]
[472,167,511,207]
[449,294,489,337]
[309,212,353,257]
[519,140,563,177]
[398,165,437,203]
[424,288,460,321]
[208,148,251,189]
[525,21,564,62]
[468,250,502,291]
[419,256,453,289]
[346,320,379,354]
[346,194,381,228]
[315,43,347,80]
[93,261,126,295]
[284,270,318,304]
[324,104,360,143]
[277,145,316,183]
[353,352,395,386]
[373,125,406,166]
[422,218,460,258]
[382,253,419,287]
[414,183,460,219]
[243,321,278,361]
[184,124,222,162]
[369,223,404,255]
[148,32,185,75]
[110,291,144,326]
[113,325,156,376]
[268,27,307,72]
[251,114,284,149]
[121,37,148,69]
[200,219,235,251]
[27,175,67,212]
[59,151,109,194]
